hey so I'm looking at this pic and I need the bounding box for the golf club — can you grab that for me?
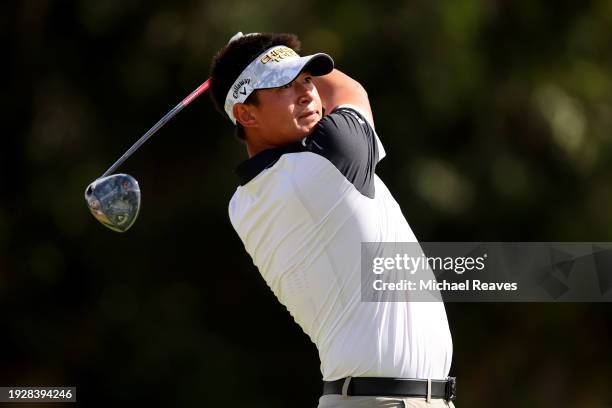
[85,78,211,232]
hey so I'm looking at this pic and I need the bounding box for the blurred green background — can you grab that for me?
[3,0,612,406]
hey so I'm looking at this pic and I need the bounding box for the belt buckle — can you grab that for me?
[445,377,457,401]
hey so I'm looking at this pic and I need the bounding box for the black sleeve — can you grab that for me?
[301,107,380,198]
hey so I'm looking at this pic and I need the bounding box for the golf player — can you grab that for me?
[209,33,455,407]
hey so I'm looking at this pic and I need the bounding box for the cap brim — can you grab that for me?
[301,53,334,76]
[254,53,334,90]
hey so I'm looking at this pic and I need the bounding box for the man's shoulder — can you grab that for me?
[299,105,383,198]
[313,105,372,135]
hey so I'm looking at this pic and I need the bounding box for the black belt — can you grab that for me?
[323,377,456,401]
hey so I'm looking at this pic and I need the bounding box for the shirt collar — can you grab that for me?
[235,144,294,185]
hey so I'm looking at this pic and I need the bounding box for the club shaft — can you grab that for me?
[101,78,211,178]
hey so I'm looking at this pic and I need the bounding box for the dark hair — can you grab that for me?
[209,33,302,140]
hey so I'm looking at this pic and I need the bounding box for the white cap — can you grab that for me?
[224,45,334,124]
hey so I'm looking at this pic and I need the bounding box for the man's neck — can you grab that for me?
[245,132,278,158]
[246,142,269,158]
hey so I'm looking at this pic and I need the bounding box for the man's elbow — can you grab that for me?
[352,79,368,101]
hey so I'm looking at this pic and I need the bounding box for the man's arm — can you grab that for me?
[312,69,374,126]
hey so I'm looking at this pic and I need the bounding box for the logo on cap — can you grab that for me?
[232,78,251,99]
[260,47,299,64]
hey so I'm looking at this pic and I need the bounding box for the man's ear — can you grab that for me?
[233,103,257,128]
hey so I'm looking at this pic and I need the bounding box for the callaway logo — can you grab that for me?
[232,78,251,99]
[260,47,298,64]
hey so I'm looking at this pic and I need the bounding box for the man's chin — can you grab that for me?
[301,125,318,137]
[300,114,321,133]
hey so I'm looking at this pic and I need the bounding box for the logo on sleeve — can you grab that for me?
[344,109,366,125]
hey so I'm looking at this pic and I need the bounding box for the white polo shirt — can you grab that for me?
[229,105,452,381]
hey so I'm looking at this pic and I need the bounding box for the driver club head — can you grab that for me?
[84,174,141,233]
